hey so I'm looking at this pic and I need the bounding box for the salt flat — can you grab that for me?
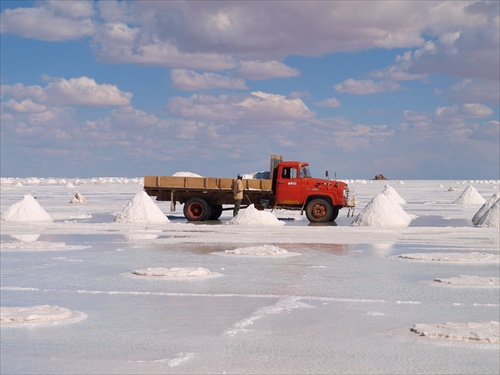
[1,178,499,374]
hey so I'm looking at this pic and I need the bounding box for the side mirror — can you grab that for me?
[325,170,329,179]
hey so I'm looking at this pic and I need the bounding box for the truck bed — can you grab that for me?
[144,176,273,191]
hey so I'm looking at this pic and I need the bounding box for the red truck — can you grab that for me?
[144,155,355,222]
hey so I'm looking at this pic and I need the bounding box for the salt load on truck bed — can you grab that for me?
[144,155,355,222]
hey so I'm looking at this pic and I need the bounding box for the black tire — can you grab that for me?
[208,204,223,220]
[183,197,211,221]
[305,198,333,222]
[330,206,340,221]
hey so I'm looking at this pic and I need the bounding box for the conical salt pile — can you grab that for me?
[351,193,412,227]
[475,198,499,228]
[70,192,87,203]
[1,194,52,222]
[114,191,168,223]
[382,184,406,204]
[472,193,499,225]
[453,185,486,205]
[227,204,284,226]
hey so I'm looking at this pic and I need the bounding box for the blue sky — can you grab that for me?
[1,0,499,179]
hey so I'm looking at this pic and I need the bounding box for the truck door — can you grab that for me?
[275,166,302,205]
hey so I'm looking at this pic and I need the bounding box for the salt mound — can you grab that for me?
[453,185,486,205]
[172,171,202,177]
[213,244,300,257]
[131,267,211,278]
[226,204,284,226]
[399,252,498,263]
[1,194,52,222]
[433,275,500,287]
[1,305,72,323]
[65,182,75,188]
[475,198,499,228]
[382,184,406,204]
[351,193,412,227]
[411,321,499,343]
[114,191,168,223]
[70,192,87,203]
[472,194,499,225]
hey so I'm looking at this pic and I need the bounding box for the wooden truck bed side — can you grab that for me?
[144,176,273,191]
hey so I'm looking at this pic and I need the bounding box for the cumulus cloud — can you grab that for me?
[2,77,132,107]
[91,22,237,71]
[237,60,299,80]
[0,0,95,41]
[448,79,500,105]
[334,79,403,95]
[170,70,247,91]
[314,98,341,108]
[435,104,493,120]
[167,91,314,123]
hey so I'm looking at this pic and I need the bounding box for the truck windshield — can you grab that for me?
[300,166,312,178]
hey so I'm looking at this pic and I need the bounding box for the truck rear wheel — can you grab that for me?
[184,198,211,221]
[208,204,223,220]
[306,199,333,222]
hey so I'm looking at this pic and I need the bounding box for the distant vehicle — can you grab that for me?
[144,155,355,222]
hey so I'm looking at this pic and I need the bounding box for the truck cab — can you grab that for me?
[273,161,354,222]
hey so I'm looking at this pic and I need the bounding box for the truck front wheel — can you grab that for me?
[184,198,211,221]
[306,199,333,222]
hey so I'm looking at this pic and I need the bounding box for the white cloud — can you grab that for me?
[334,79,403,95]
[92,22,237,71]
[2,77,132,107]
[237,60,299,80]
[167,91,314,123]
[435,104,493,120]
[448,79,500,105]
[314,98,341,108]
[0,0,95,41]
[2,99,47,114]
[170,70,247,91]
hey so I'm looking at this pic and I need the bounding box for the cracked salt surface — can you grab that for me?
[1,179,499,374]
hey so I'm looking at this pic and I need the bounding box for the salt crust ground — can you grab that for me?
[211,244,301,257]
[410,321,499,343]
[398,252,499,263]
[1,305,87,326]
[127,267,218,279]
[0,178,499,356]
[0,241,89,251]
[432,275,500,287]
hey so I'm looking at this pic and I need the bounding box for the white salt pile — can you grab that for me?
[212,244,300,257]
[114,191,168,223]
[433,275,500,287]
[226,204,284,226]
[65,182,75,188]
[399,252,499,263]
[472,193,499,226]
[474,198,499,228]
[70,192,87,203]
[351,193,412,227]
[172,171,203,177]
[131,267,212,278]
[411,321,499,343]
[1,305,73,323]
[1,194,52,222]
[382,184,406,204]
[453,185,486,205]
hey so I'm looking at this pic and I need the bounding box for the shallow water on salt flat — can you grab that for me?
[1,236,499,374]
